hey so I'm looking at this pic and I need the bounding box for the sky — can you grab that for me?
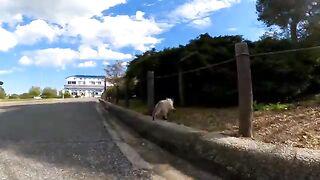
[0,0,264,94]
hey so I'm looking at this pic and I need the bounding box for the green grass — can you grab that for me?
[118,99,148,114]
[117,99,238,131]
[253,101,292,111]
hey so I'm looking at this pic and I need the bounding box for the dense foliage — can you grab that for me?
[125,34,320,107]
[0,87,6,99]
[41,87,58,98]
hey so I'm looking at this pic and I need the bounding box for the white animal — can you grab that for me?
[152,98,175,120]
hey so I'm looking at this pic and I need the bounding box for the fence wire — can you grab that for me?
[250,45,320,57]
[155,58,235,79]
[151,44,320,79]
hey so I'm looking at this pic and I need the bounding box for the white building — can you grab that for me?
[64,75,110,98]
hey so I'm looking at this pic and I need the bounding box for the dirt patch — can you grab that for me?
[117,100,320,150]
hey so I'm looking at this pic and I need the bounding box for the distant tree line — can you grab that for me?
[0,86,72,100]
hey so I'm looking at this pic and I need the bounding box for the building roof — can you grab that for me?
[66,75,105,79]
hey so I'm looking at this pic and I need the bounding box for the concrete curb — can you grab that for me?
[99,99,320,180]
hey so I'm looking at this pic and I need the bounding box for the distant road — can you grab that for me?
[0,99,151,179]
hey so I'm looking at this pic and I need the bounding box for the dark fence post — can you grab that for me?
[103,77,107,100]
[115,85,120,105]
[235,42,253,137]
[125,79,130,108]
[147,71,155,115]
[178,66,185,106]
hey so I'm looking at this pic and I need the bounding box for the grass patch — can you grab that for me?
[116,98,320,149]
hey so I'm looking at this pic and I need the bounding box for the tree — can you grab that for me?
[256,0,318,42]
[19,93,32,99]
[63,91,72,98]
[41,87,57,98]
[104,61,126,103]
[9,94,19,99]
[28,86,41,97]
[104,61,125,85]
[0,87,6,99]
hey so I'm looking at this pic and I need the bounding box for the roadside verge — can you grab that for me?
[99,99,320,180]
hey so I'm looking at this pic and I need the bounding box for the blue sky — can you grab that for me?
[0,0,264,94]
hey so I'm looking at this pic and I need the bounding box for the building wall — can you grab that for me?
[64,76,111,98]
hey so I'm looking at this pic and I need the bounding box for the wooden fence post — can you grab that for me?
[147,71,155,115]
[115,85,120,105]
[125,79,130,108]
[235,42,253,137]
[178,66,185,106]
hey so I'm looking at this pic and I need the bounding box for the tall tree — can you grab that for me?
[104,61,125,85]
[104,61,126,103]
[0,87,6,99]
[256,0,318,42]
[42,87,57,98]
[28,86,41,97]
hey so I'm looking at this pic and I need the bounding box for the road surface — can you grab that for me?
[0,100,151,180]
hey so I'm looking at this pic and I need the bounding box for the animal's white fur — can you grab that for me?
[152,98,175,120]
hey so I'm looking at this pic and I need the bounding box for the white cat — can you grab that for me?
[152,98,175,120]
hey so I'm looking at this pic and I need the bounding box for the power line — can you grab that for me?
[250,45,320,57]
[155,58,235,79]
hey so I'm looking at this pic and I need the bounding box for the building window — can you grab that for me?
[90,81,95,85]
[97,82,102,85]
[68,81,76,84]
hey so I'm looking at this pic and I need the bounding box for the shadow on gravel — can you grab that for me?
[0,101,149,179]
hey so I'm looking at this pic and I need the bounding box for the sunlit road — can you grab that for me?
[0,99,150,180]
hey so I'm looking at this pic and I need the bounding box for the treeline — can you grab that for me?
[125,34,320,107]
[0,86,72,99]
[123,0,320,107]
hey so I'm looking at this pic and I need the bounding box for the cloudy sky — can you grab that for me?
[0,0,263,94]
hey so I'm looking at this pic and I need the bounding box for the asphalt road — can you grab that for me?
[0,100,151,180]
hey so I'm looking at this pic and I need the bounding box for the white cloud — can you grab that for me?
[19,48,79,69]
[121,61,128,67]
[227,27,238,31]
[103,61,110,66]
[0,67,22,75]
[190,17,211,28]
[77,61,96,68]
[0,0,126,25]
[15,19,62,45]
[171,0,240,27]
[0,69,13,75]
[79,45,133,60]
[66,12,170,52]
[101,13,170,51]
[0,27,17,51]
[19,56,32,65]
[97,45,133,60]
[0,0,168,53]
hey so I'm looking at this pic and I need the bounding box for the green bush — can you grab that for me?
[126,34,320,106]
[19,93,32,99]
[253,101,291,111]
[63,91,72,98]
[41,87,57,98]
[0,87,6,99]
[9,94,19,99]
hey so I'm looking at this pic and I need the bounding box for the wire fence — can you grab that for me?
[155,58,235,79]
[154,44,320,79]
